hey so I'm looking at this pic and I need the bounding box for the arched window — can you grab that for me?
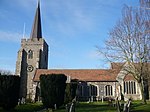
[28,50,33,59]
[105,85,113,96]
[124,81,136,94]
[79,85,83,96]
[90,85,97,96]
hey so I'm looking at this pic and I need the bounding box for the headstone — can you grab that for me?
[54,104,57,110]
[66,103,71,112]
[102,96,104,103]
[91,96,93,102]
[123,99,131,112]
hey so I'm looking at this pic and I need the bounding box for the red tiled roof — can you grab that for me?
[124,74,136,81]
[33,69,120,82]
[111,63,125,69]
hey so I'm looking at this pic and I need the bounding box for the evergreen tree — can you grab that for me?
[64,82,77,104]
[40,74,67,109]
[0,75,20,110]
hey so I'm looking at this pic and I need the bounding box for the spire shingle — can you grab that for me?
[30,1,42,39]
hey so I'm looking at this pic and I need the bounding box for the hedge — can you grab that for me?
[0,75,20,110]
[40,74,67,109]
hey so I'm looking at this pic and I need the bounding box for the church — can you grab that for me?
[15,1,143,102]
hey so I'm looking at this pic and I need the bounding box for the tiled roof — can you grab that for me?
[33,63,150,82]
[33,69,120,82]
[124,74,136,81]
[111,63,125,69]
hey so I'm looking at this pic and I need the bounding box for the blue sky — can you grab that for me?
[0,0,139,73]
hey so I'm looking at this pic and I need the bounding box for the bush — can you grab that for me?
[64,84,72,104]
[40,74,67,109]
[70,82,77,99]
[0,75,20,110]
[103,97,115,101]
[64,82,77,104]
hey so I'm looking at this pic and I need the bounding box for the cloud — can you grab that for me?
[43,0,97,38]
[16,0,36,10]
[87,50,100,59]
[0,10,9,19]
[85,50,110,69]
[0,56,16,73]
[64,1,95,29]
[0,30,23,43]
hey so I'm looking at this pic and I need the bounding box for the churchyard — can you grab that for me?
[0,101,150,112]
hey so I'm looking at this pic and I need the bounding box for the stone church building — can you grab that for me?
[16,1,143,102]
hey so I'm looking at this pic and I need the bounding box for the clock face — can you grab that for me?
[27,65,34,72]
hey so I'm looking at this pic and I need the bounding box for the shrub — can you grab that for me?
[40,74,67,109]
[64,83,72,104]
[70,82,77,99]
[64,82,77,104]
[0,75,20,110]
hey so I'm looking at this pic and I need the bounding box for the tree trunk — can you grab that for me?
[149,84,150,100]
[116,97,121,112]
[138,81,147,104]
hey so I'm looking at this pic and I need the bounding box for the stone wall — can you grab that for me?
[15,38,48,100]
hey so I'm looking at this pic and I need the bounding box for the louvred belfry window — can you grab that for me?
[28,50,33,59]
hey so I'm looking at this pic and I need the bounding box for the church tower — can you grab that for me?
[15,1,48,100]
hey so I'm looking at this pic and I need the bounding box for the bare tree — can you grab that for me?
[0,69,12,75]
[98,0,150,104]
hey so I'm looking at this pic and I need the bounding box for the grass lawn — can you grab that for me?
[45,101,150,112]
[45,102,116,112]
[130,101,150,112]
[0,101,150,112]
[0,102,44,112]
[75,102,116,112]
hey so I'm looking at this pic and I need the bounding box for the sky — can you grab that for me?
[0,0,139,73]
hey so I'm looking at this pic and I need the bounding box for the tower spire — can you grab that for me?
[30,0,42,39]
